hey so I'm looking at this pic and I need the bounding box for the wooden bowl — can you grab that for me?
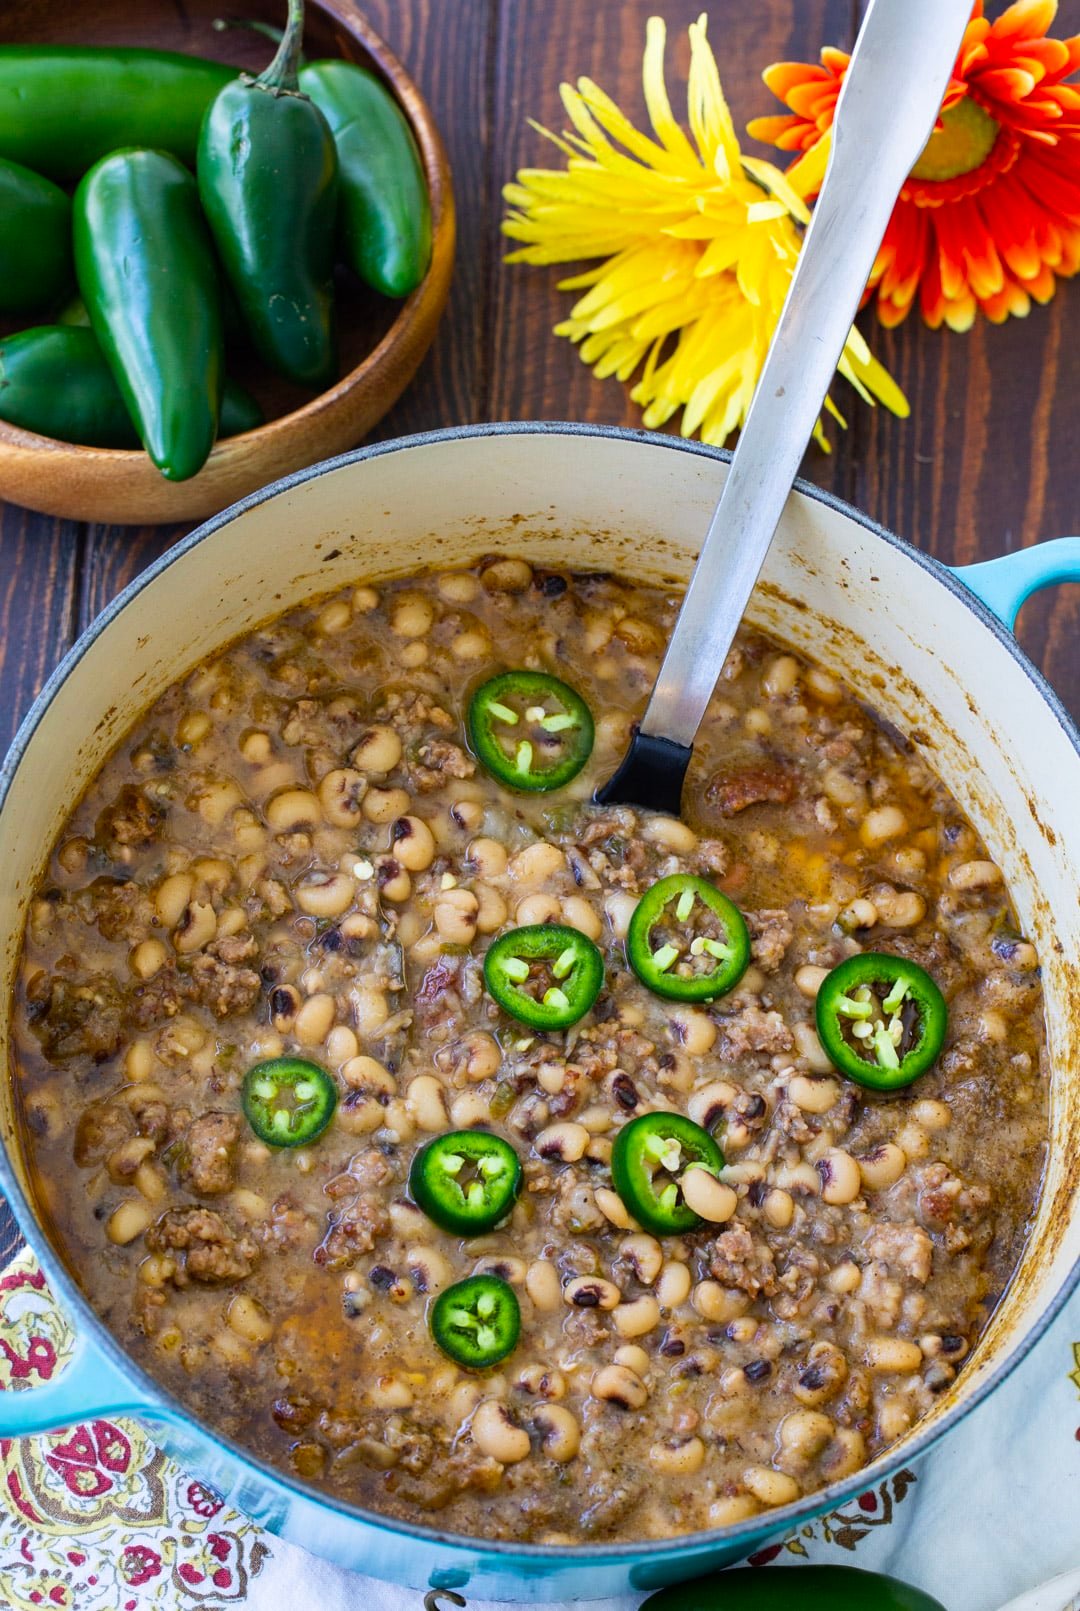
[0,0,454,525]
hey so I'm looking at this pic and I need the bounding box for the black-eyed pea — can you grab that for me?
[106,1199,152,1245]
[351,725,403,775]
[296,872,355,918]
[525,1259,561,1311]
[825,1260,861,1295]
[406,1245,452,1295]
[294,992,336,1046]
[708,1494,760,1526]
[763,1187,795,1229]
[130,939,167,980]
[266,788,322,834]
[792,1023,835,1074]
[649,1435,705,1476]
[336,1096,383,1135]
[155,871,193,928]
[866,1337,924,1373]
[326,1025,359,1066]
[456,1031,501,1083]
[474,884,508,933]
[517,1363,566,1398]
[314,596,351,634]
[449,797,484,832]
[604,891,638,940]
[560,895,602,941]
[948,858,1002,891]
[451,1381,483,1423]
[794,1341,848,1406]
[816,1149,861,1206]
[591,1363,648,1410]
[369,1374,414,1410]
[535,1121,589,1162]
[390,592,434,638]
[399,641,428,669]
[687,1081,736,1130]
[857,1143,907,1191]
[472,1399,531,1463]
[820,1427,866,1480]
[377,857,412,903]
[774,1161,821,1197]
[641,815,698,853]
[564,1276,621,1310]
[794,965,829,999]
[655,1260,692,1308]
[912,1098,951,1130]
[434,889,479,945]
[612,1294,660,1338]
[363,786,411,824]
[680,1169,737,1223]
[508,840,567,885]
[743,1466,800,1507]
[450,627,490,662]
[481,558,532,592]
[874,888,927,928]
[174,900,217,953]
[515,892,561,926]
[860,804,909,850]
[390,815,436,871]
[595,1187,635,1229]
[195,780,243,826]
[437,571,479,604]
[450,1091,492,1128]
[134,1162,167,1204]
[691,1281,749,1324]
[877,1402,913,1441]
[227,1294,274,1344]
[762,654,799,699]
[619,1233,663,1284]
[613,1347,649,1379]
[669,1007,717,1056]
[468,837,508,878]
[406,1074,449,1132]
[777,1409,833,1463]
[896,1121,931,1161]
[533,1404,580,1462]
[342,1054,395,1095]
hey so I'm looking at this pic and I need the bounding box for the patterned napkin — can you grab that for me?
[1,1243,1077,1611]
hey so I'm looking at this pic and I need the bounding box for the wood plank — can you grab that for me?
[0,507,80,750]
[486,0,856,503]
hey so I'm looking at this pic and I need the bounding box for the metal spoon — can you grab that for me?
[597,0,973,814]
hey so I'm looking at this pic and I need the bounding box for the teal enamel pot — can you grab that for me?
[0,424,1078,1601]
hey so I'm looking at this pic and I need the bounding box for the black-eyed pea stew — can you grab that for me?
[14,559,1046,1543]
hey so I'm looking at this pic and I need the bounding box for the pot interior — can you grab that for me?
[1,425,1077,1493]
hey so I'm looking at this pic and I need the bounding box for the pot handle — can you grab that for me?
[0,1325,165,1437]
[955,537,1080,630]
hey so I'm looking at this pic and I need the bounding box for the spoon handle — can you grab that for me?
[638,0,972,751]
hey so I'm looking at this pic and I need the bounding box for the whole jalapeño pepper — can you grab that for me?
[198,0,339,388]
[0,158,72,315]
[299,58,433,298]
[74,150,224,482]
[0,46,237,183]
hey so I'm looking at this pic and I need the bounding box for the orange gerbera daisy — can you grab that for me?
[747,0,1080,329]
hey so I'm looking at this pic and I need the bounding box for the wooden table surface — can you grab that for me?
[0,0,1077,1263]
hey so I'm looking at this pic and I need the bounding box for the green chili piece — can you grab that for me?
[430,1274,520,1368]
[410,1131,522,1234]
[627,874,750,1002]
[241,1057,337,1148]
[815,953,947,1091]
[198,0,339,389]
[611,1112,724,1236]
[468,670,594,793]
[483,924,603,1030]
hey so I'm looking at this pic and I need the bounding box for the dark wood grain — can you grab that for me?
[1,0,1079,1263]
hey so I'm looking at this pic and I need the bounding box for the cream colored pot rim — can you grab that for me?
[1,420,1078,1562]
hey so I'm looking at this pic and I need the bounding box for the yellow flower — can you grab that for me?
[502,13,907,449]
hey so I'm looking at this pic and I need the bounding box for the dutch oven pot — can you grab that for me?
[0,424,1078,1602]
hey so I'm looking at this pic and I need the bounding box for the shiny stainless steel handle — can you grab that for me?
[640,0,972,749]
